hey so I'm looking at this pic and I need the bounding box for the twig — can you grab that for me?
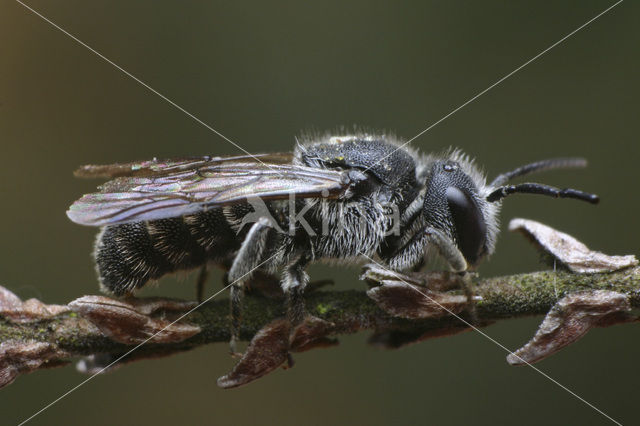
[1,266,639,388]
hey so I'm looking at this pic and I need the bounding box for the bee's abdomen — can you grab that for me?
[95,222,170,295]
[95,209,241,295]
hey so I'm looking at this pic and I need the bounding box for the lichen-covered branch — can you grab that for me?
[1,266,639,389]
[475,266,640,316]
[1,267,635,347]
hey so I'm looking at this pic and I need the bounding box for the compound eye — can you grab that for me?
[446,186,487,265]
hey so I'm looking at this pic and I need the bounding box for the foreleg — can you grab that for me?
[382,227,476,320]
[387,227,467,273]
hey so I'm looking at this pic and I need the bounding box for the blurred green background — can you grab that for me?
[1,1,638,424]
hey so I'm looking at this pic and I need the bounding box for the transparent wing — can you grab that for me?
[73,153,294,178]
[67,158,359,226]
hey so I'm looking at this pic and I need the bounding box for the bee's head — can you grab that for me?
[421,154,599,270]
[422,159,494,267]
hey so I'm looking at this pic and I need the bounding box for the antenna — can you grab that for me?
[487,183,599,204]
[490,157,588,187]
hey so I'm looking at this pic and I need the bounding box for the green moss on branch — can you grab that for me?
[1,267,639,359]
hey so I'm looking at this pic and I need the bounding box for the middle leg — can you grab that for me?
[281,258,310,331]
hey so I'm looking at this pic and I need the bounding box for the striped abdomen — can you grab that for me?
[95,208,243,295]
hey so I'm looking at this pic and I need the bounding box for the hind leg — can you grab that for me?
[195,265,209,303]
[227,218,272,354]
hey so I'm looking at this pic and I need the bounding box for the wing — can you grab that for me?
[73,153,294,178]
[67,158,363,227]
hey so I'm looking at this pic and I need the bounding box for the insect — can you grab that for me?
[67,133,599,351]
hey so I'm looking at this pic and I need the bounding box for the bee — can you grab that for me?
[67,133,598,350]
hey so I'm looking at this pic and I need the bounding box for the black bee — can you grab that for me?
[67,133,598,350]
